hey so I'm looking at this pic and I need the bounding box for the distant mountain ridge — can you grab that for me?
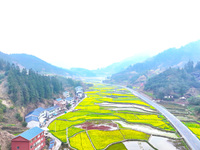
[0,52,73,76]
[127,41,200,73]
[93,55,150,76]
[70,68,96,77]
[110,40,200,83]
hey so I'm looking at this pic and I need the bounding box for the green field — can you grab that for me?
[48,84,184,150]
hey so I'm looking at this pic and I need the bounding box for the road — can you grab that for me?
[126,88,200,150]
[43,96,86,150]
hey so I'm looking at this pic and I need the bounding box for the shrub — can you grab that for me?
[22,121,27,127]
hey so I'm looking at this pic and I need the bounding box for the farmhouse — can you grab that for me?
[75,86,84,98]
[54,98,66,109]
[25,107,47,128]
[46,105,60,119]
[63,91,70,98]
[11,127,45,150]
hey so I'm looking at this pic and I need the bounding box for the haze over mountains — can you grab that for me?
[0,52,73,76]
[0,52,149,77]
[1,40,200,78]
[111,40,200,83]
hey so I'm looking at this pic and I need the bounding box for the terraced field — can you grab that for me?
[48,84,187,150]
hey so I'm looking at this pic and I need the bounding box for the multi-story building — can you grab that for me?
[54,98,66,109]
[11,127,45,150]
[25,107,47,128]
[63,91,70,98]
[75,86,84,98]
[46,105,60,119]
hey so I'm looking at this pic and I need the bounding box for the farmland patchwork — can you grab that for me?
[48,84,187,150]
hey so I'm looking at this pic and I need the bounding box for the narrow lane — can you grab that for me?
[126,88,200,150]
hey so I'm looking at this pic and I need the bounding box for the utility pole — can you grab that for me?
[55,122,56,132]
[66,127,68,143]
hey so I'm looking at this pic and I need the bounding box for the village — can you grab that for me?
[11,86,85,150]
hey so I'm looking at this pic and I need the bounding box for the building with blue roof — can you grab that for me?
[18,127,44,140]
[25,107,47,128]
[25,116,39,123]
[66,97,73,101]
[11,127,46,150]
[46,105,60,119]
[63,91,70,98]
[56,98,62,102]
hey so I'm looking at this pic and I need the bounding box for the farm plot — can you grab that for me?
[183,122,200,139]
[48,83,187,150]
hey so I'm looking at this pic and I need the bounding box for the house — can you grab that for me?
[65,97,74,105]
[25,107,47,128]
[75,86,84,99]
[76,91,84,99]
[75,86,83,92]
[46,105,61,118]
[25,116,39,129]
[11,127,45,150]
[54,98,66,109]
[65,97,74,102]
[63,91,70,98]
[180,97,186,100]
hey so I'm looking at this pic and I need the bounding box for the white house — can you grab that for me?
[63,91,70,98]
[75,86,83,92]
[25,107,47,128]
[54,98,66,109]
[46,105,60,119]
[75,86,84,98]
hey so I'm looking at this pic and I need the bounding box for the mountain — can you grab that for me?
[93,55,150,76]
[144,64,200,99]
[0,52,73,76]
[70,68,96,77]
[110,40,200,83]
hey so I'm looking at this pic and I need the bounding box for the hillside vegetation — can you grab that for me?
[0,59,81,106]
[144,61,200,99]
[110,40,200,83]
[0,52,72,76]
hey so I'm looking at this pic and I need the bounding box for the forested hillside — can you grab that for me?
[110,40,200,83]
[0,52,73,76]
[144,61,200,99]
[0,59,80,106]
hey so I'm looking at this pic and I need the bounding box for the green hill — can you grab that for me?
[0,52,73,76]
[110,40,200,83]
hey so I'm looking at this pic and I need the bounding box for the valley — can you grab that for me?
[48,83,188,150]
[0,40,200,149]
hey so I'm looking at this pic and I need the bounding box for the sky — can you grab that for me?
[1,0,200,70]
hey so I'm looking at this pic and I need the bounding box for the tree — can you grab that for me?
[184,61,194,73]
[22,121,27,127]
[195,61,200,71]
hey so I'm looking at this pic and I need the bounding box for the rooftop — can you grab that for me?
[46,105,60,112]
[66,97,73,101]
[26,107,45,117]
[56,98,62,102]
[16,127,44,141]
[25,116,39,123]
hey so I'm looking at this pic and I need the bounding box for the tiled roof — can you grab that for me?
[26,107,45,117]
[17,127,44,141]
[56,98,62,102]
[35,107,45,112]
[46,105,59,112]
[66,97,73,101]
[25,116,39,123]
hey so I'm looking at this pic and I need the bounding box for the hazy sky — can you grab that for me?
[1,0,200,70]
